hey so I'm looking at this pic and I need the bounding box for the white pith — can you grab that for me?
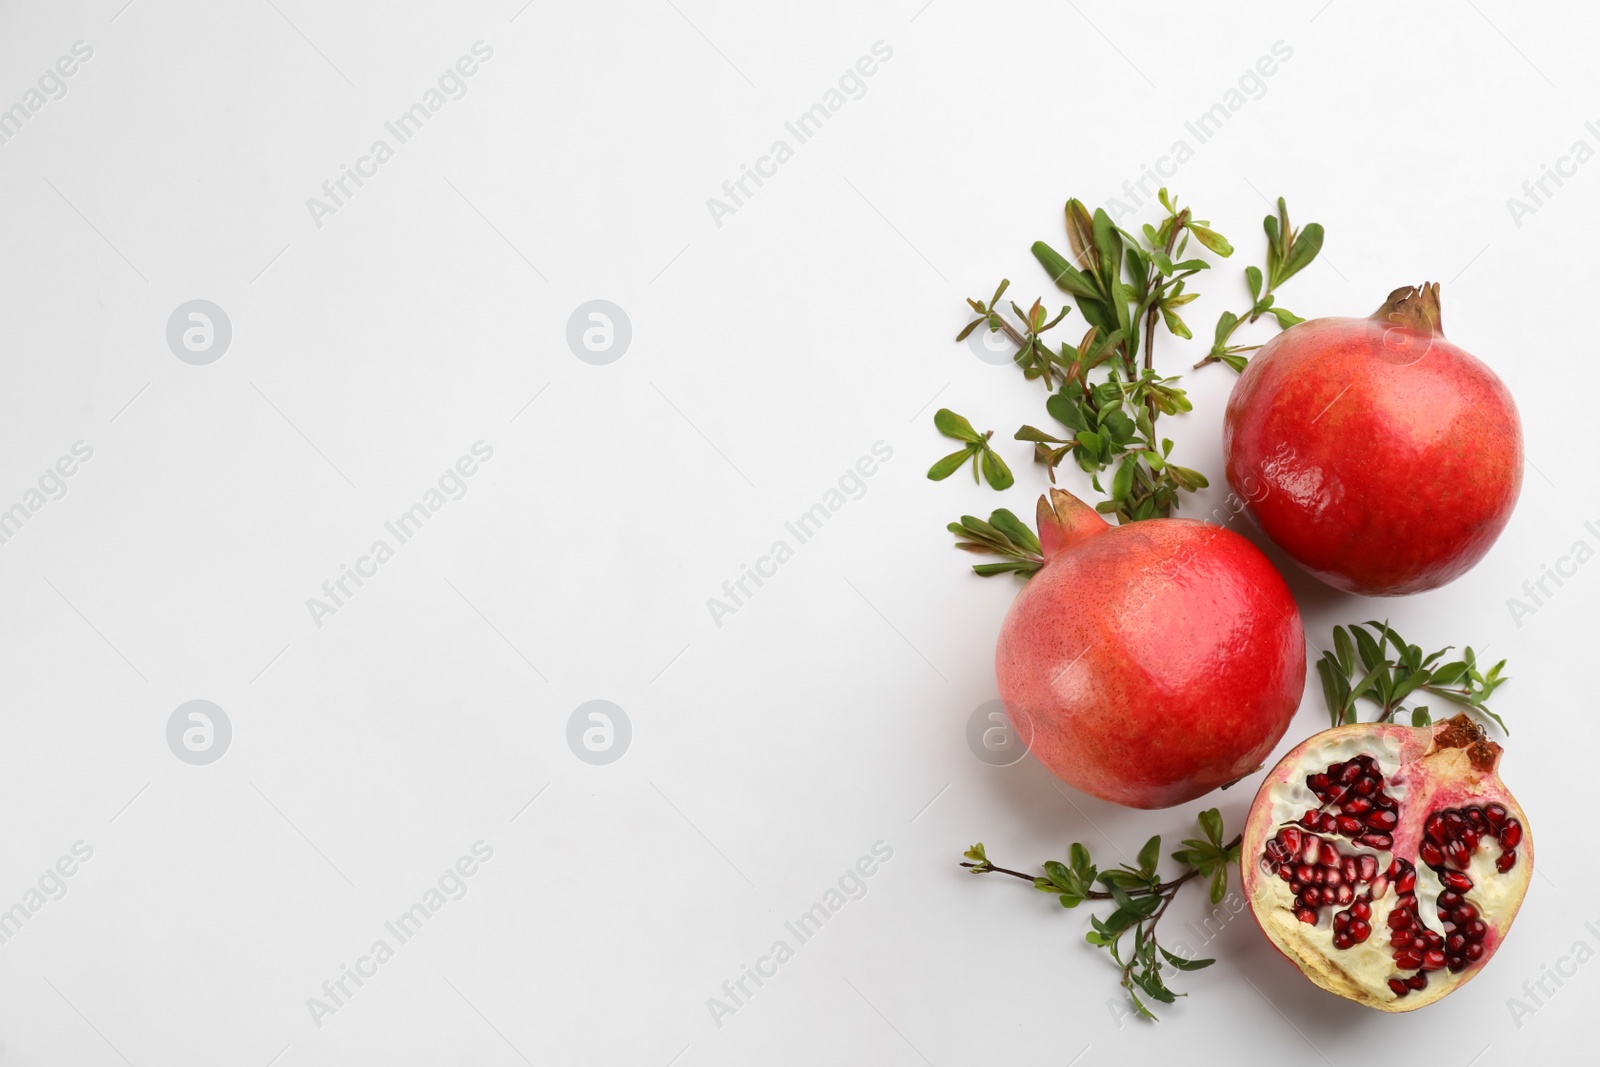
[1258,732,1513,1004]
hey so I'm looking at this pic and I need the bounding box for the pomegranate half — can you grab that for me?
[1224,283,1522,596]
[1242,714,1532,1011]
[995,488,1305,809]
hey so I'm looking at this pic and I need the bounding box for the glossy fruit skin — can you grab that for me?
[995,491,1305,809]
[1224,289,1521,596]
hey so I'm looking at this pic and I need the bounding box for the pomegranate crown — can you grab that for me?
[1036,487,1110,561]
[1372,282,1444,337]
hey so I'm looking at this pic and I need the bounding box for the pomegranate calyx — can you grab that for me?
[1371,282,1444,337]
[1035,487,1110,561]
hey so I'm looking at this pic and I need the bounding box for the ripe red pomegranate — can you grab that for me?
[1242,714,1532,1011]
[995,488,1305,809]
[1224,283,1522,596]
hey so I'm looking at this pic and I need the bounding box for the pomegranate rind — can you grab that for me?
[1241,716,1532,1012]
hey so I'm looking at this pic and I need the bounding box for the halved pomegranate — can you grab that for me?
[1241,714,1532,1011]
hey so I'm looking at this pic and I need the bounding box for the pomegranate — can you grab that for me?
[1242,713,1532,1011]
[1224,283,1522,595]
[995,488,1305,809]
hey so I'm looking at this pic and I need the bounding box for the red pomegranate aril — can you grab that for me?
[1444,839,1470,868]
[1334,932,1354,950]
[1500,820,1523,848]
[1388,910,1412,931]
[1465,941,1485,961]
[1335,883,1354,905]
[1280,827,1302,853]
[1395,867,1416,894]
[1355,831,1393,850]
[1438,890,1462,910]
[1354,776,1376,796]
[1447,934,1466,953]
[1308,773,1331,795]
[1421,950,1446,971]
[1302,887,1321,906]
[1419,841,1444,867]
[1444,811,1466,835]
[1358,855,1379,882]
[1350,919,1370,942]
[1441,871,1473,892]
[1342,856,1359,883]
[1339,763,1362,785]
[1324,868,1344,889]
[1453,903,1477,923]
[1425,813,1447,843]
[1485,803,1507,828]
[1388,977,1409,996]
[1344,796,1372,815]
[1366,809,1398,831]
[1394,950,1423,970]
[1296,907,1317,925]
[1497,849,1518,873]
[1352,900,1371,921]
[1301,835,1321,864]
[1335,815,1362,835]
[1407,973,1428,991]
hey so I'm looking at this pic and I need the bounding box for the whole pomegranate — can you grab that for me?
[995,488,1305,809]
[1224,283,1522,596]
[1242,713,1532,1011]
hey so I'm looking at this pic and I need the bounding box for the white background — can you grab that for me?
[0,1,1593,1063]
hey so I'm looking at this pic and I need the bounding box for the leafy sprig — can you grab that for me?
[960,809,1241,1020]
[955,190,1227,524]
[927,408,1015,490]
[1198,198,1323,371]
[946,509,1043,578]
[1315,621,1510,733]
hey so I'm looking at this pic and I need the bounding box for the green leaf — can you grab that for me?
[1046,392,1088,432]
[1351,624,1384,674]
[1198,808,1224,848]
[1333,626,1355,676]
[927,447,976,481]
[1279,222,1324,283]
[987,509,1041,554]
[1111,456,1136,502]
[933,408,981,443]
[1137,835,1161,876]
[1032,241,1100,300]
[1043,860,1075,892]
[980,448,1015,490]
[1160,946,1215,972]
[1160,305,1192,340]
[1245,265,1263,302]
[1209,865,1228,905]
[1267,306,1305,329]
[1189,224,1233,257]
[1411,706,1432,726]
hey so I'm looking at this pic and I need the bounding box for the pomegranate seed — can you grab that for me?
[1447,957,1467,973]
[1390,931,1413,948]
[1358,855,1379,882]
[1352,901,1371,920]
[1295,908,1317,925]
[1302,887,1321,906]
[1395,867,1416,894]
[1466,807,1488,831]
[1334,932,1354,950]
[1442,871,1473,892]
[1394,950,1424,970]
[1424,930,1443,950]
[1419,841,1444,867]
[1355,832,1393,850]
[1388,978,1410,997]
[1297,864,1315,883]
[1462,829,1482,853]
[1343,856,1359,883]
[1369,875,1390,899]
[1335,883,1354,905]
[1350,919,1371,942]
[1280,827,1302,853]
[1333,910,1351,930]
[1407,973,1428,990]
[1308,773,1330,795]
[1465,941,1485,961]
[1321,845,1341,868]
[1445,839,1470,868]
[1425,813,1447,844]
[1375,792,1399,810]
[1447,934,1466,953]
[1344,797,1373,814]
[1354,776,1377,796]
[1438,890,1462,910]
[1387,910,1412,930]
[1444,811,1466,836]
[1366,809,1398,831]
[1301,836,1321,865]
[1453,903,1478,923]
[1325,869,1344,889]
[1500,820,1523,848]
[1339,763,1362,785]
[1484,803,1507,828]
[1336,815,1363,835]
[1497,849,1518,873]
[1467,919,1487,939]
[1421,950,1446,971]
